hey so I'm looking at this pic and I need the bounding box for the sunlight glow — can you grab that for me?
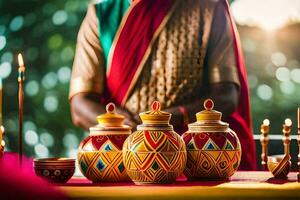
[231,0,300,31]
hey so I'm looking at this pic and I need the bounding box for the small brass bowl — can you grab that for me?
[34,158,75,183]
[267,155,291,179]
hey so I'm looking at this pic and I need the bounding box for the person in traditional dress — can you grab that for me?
[69,0,256,170]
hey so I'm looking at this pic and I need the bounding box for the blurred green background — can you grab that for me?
[0,0,299,159]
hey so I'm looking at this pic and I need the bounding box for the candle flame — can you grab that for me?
[284,118,292,127]
[18,53,25,72]
[263,119,270,126]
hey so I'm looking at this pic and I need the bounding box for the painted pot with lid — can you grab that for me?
[123,101,187,184]
[182,99,241,180]
[77,103,131,182]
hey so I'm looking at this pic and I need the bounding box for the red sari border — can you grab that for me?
[106,0,178,106]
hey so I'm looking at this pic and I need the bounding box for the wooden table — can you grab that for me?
[59,171,300,200]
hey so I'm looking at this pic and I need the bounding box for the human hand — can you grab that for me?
[115,107,138,129]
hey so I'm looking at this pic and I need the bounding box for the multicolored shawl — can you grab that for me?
[96,0,256,170]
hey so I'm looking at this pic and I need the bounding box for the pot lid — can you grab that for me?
[189,99,228,131]
[96,103,126,127]
[196,99,222,121]
[139,101,171,125]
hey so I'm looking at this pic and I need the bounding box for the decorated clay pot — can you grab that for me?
[77,103,131,182]
[34,158,75,183]
[182,99,241,180]
[267,154,291,179]
[123,101,187,184]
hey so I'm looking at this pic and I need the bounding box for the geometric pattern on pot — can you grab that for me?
[184,150,241,179]
[123,130,187,184]
[182,132,241,179]
[78,151,129,182]
[78,134,130,182]
[79,135,128,151]
[183,132,239,151]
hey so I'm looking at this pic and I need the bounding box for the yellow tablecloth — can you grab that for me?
[59,172,300,200]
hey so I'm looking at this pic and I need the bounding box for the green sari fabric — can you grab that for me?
[95,0,130,67]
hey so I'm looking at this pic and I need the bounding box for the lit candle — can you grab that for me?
[285,118,292,127]
[18,53,25,167]
[260,119,270,168]
[283,118,292,156]
[262,119,270,132]
[18,53,25,82]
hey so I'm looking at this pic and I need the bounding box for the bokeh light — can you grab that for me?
[40,132,54,147]
[257,84,273,100]
[48,34,63,50]
[57,66,71,83]
[42,72,58,89]
[290,68,300,83]
[61,46,74,62]
[271,52,287,67]
[280,81,295,94]
[9,16,24,31]
[275,67,290,82]
[63,132,79,149]
[1,52,13,63]
[52,10,68,25]
[24,121,37,132]
[0,62,12,79]
[0,36,6,51]
[44,94,59,112]
[25,130,39,146]
[0,26,6,35]
[25,80,40,96]
[34,143,49,158]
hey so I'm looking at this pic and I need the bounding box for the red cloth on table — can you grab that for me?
[0,152,67,200]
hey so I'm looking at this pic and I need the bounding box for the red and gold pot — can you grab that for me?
[123,101,187,184]
[182,99,241,180]
[77,103,131,182]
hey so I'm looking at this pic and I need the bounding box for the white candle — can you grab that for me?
[263,119,270,126]
[285,118,292,127]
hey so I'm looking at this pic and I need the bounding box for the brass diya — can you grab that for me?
[123,101,187,184]
[182,99,241,180]
[267,119,292,179]
[77,103,131,182]
[34,158,75,183]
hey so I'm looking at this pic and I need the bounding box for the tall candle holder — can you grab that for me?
[18,53,25,167]
[267,119,292,179]
[260,119,270,170]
